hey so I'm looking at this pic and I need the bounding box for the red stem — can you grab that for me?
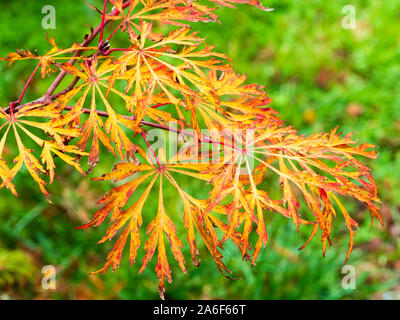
[107,24,121,41]
[9,102,16,121]
[140,131,163,169]
[99,0,108,45]
[17,62,41,105]
[85,60,97,82]
[106,48,132,54]
[150,103,169,109]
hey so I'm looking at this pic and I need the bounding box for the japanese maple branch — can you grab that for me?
[45,0,130,97]
[4,0,132,114]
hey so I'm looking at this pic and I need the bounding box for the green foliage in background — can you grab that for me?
[0,0,399,300]
[0,247,36,293]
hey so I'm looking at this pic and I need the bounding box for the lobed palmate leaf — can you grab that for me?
[0,104,87,200]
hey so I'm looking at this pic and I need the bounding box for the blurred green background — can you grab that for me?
[0,0,399,300]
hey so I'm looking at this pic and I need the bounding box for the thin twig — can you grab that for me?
[16,62,41,105]
[99,0,109,45]
[141,131,163,169]
[107,24,121,41]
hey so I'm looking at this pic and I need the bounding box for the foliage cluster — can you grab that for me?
[0,0,382,298]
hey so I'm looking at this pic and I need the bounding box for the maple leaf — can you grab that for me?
[0,104,86,199]
[0,157,16,196]
[236,126,381,261]
[52,59,139,167]
[105,21,230,128]
[0,36,95,78]
[105,0,219,30]
[79,148,247,297]
[183,121,382,265]
[210,0,273,11]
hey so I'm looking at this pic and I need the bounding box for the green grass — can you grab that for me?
[0,0,399,300]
